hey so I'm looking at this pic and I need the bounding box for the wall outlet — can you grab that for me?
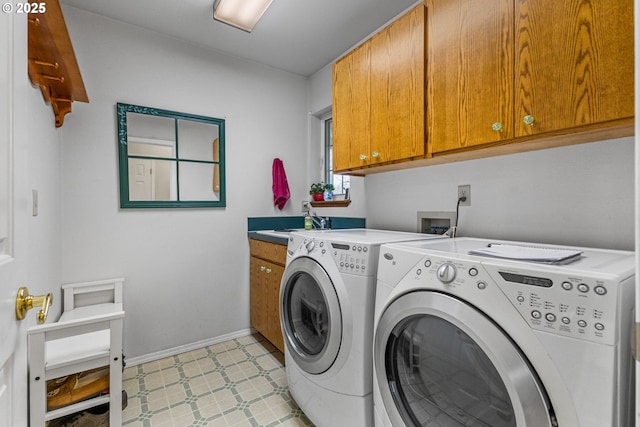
[458,185,471,206]
[301,200,310,213]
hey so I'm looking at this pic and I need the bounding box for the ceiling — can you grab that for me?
[60,0,420,77]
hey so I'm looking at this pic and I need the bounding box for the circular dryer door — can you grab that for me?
[375,291,556,427]
[280,256,342,374]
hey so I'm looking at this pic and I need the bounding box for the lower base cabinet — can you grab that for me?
[249,239,286,353]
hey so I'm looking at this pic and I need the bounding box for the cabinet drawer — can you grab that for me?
[249,238,287,265]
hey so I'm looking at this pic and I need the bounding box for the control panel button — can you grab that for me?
[516,296,525,303]
[594,286,607,296]
[424,260,431,268]
[531,310,542,319]
[436,263,457,284]
[305,240,316,253]
[561,281,573,291]
[469,267,478,277]
[595,323,605,331]
[416,269,422,276]
[577,283,589,293]
[363,247,368,252]
[477,282,487,290]
[545,313,556,323]
[577,320,587,328]
[561,317,570,325]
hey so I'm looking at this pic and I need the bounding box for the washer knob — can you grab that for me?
[305,240,316,253]
[437,263,457,284]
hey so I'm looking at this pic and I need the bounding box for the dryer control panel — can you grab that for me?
[481,262,632,346]
[406,254,633,347]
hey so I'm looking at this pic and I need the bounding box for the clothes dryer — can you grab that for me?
[373,238,635,427]
[280,229,444,427]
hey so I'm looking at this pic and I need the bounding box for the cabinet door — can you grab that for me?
[427,0,514,154]
[515,0,634,136]
[249,257,267,336]
[265,262,285,352]
[332,42,371,171]
[371,4,426,164]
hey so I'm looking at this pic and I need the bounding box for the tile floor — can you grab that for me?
[121,334,315,427]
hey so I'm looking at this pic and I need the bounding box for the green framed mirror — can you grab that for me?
[117,103,226,208]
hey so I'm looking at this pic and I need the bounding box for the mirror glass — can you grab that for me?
[117,103,225,208]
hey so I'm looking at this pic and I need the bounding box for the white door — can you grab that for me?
[0,12,30,427]
[128,158,154,200]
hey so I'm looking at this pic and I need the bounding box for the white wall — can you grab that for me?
[27,84,64,317]
[60,6,310,359]
[365,138,635,250]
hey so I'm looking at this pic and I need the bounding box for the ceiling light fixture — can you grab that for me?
[213,0,273,33]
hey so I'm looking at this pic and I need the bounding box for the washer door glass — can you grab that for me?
[280,256,342,374]
[375,292,555,427]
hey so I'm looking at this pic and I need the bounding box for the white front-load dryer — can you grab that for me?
[373,238,635,427]
[280,229,444,427]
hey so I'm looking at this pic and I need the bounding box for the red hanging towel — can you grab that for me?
[272,158,290,210]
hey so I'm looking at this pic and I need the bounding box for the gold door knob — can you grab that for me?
[16,287,52,324]
[523,115,535,126]
[371,151,379,158]
[359,154,368,161]
[492,122,503,131]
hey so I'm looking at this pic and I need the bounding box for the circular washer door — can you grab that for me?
[375,291,555,427]
[280,256,342,374]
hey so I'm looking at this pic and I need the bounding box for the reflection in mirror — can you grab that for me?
[117,103,225,208]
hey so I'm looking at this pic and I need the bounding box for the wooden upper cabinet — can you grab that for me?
[428,0,634,155]
[332,4,425,173]
[514,0,634,136]
[332,42,371,171]
[371,5,426,165]
[427,0,514,153]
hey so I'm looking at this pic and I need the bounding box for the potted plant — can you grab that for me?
[323,183,335,201]
[310,182,325,201]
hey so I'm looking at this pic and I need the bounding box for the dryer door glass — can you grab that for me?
[281,257,342,374]
[375,292,554,427]
[388,315,515,426]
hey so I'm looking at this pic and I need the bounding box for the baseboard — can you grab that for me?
[125,328,255,367]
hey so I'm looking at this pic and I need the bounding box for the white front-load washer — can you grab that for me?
[373,237,635,427]
[280,229,445,427]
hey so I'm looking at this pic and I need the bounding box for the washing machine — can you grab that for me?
[373,237,635,427]
[280,229,445,427]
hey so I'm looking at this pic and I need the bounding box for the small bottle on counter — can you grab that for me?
[304,214,313,230]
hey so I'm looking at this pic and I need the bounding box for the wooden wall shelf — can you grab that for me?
[28,0,88,127]
[310,200,351,208]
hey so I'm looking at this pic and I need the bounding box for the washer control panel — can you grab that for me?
[410,256,625,346]
[293,237,375,276]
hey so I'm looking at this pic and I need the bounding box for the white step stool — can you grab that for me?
[27,278,125,426]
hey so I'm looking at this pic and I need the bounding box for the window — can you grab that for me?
[324,117,349,194]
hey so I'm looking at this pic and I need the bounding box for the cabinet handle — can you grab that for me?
[523,115,535,126]
[491,122,503,132]
[266,268,272,274]
[371,151,379,158]
[359,154,368,160]
[260,265,266,271]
